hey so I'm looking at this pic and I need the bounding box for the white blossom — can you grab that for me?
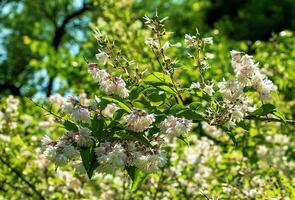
[190,82,201,89]
[184,34,196,48]
[95,142,127,173]
[100,77,129,98]
[160,115,193,139]
[49,94,65,108]
[125,109,155,132]
[96,51,109,65]
[72,108,90,123]
[203,83,214,96]
[202,37,213,45]
[102,103,119,118]
[76,127,93,147]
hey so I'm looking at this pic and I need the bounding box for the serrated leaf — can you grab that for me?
[126,166,147,192]
[115,131,153,148]
[63,120,78,131]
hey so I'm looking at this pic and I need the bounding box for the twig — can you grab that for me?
[245,115,295,125]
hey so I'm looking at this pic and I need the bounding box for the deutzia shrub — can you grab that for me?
[39,12,291,189]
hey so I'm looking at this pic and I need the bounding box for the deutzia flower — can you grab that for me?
[95,142,127,173]
[202,37,213,45]
[102,103,119,118]
[72,108,90,123]
[203,83,214,96]
[162,41,171,49]
[61,101,74,114]
[88,67,110,83]
[96,51,109,65]
[132,151,167,173]
[100,77,129,98]
[160,115,193,139]
[184,34,196,48]
[125,109,155,132]
[76,127,93,147]
[63,144,79,159]
[145,37,159,48]
[49,94,65,109]
[190,82,201,89]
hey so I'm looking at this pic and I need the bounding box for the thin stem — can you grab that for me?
[245,115,295,125]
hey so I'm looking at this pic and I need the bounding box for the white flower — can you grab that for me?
[39,120,53,128]
[125,109,155,132]
[218,80,244,102]
[160,115,193,139]
[41,135,53,146]
[72,108,90,123]
[162,41,171,49]
[61,102,74,114]
[202,37,213,45]
[202,122,222,138]
[100,77,129,98]
[203,83,214,96]
[95,142,127,173]
[43,146,57,160]
[63,144,79,159]
[76,127,93,147]
[96,51,109,65]
[102,103,119,118]
[6,95,19,112]
[184,34,196,48]
[88,67,110,83]
[49,94,65,108]
[145,37,159,48]
[132,151,167,173]
[190,82,201,89]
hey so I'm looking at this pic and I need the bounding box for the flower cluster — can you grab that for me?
[95,140,167,173]
[125,109,155,132]
[42,127,93,166]
[231,50,276,100]
[211,51,276,127]
[88,64,129,98]
[160,115,193,140]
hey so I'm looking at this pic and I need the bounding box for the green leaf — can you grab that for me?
[90,115,105,141]
[102,96,131,113]
[63,120,78,131]
[126,166,147,192]
[143,72,173,84]
[80,146,99,179]
[250,103,276,116]
[273,111,286,122]
[177,109,205,121]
